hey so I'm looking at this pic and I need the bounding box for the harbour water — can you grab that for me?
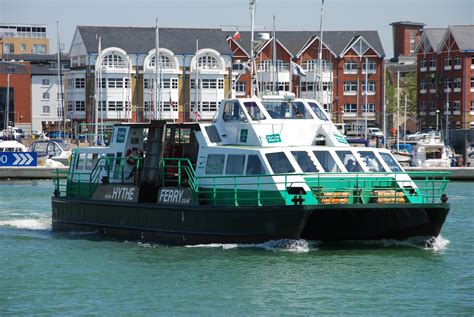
[0,180,473,315]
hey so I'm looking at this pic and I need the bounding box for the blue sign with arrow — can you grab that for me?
[0,152,37,167]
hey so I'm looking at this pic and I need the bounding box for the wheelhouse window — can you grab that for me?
[265,152,295,174]
[379,152,403,172]
[222,101,246,122]
[246,155,265,175]
[205,154,225,175]
[243,102,265,120]
[204,126,221,143]
[313,150,341,172]
[335,150,363,172]
[358,151,386,172]
[225,155,245,175]
[308,102,329,121]
[291,151,318,172]
[262,101,311,119]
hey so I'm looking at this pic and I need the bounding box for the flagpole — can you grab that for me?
[155,18,159,120]
[317,0,325,105]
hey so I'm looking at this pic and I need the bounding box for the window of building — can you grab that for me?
[470,101,474,112]
[429,101,436,112]
[453,56,461,67]
[362,60,376,73]
[301,81,315,92]
[102,54,127,68]
[32,44,47,54]
[42,79,50,86]
[266,152,295,174]
[453,101,461,112]
[198,55,219,69]
[343,81,357,93]
[42,92,50,99]
[205,154,225,175]
[57,107,63,117]
[453,78,461,90]
[67,101,73,112]
[75,78,85,89]
[20,44,27,52]
[343,60,358,73]
[150,54,173,68]
[444,78,452,89]
[42,105,50,114]
[218,78,224,89]
[343,103,357,113]
[4,43,14,54]
[108,101,124,111]
[444,57,452,68]
[362,104,376,113]
[429,58,436,68]
[420,80,427,91]
[362,81,376,93]
[171,78,178,89]
[201,79,217,89]
[420,102,427,111]
[470,77,474,89]
[235,81,246,92]
[124,78,131,88]
[225,155,245,175]
[75,101,85,112]
[420,60,427,69]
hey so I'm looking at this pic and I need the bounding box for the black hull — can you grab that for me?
[302,203,450,241]
[51,197,311,245]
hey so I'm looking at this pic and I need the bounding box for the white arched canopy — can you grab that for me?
[191,49,225,72]
[96,47,130,70]
[144,48,179,71]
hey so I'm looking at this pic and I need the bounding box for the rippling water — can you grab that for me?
[0,180,472,315]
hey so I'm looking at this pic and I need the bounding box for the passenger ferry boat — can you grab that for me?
[51,94,450,245]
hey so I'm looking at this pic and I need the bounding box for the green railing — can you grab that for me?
[54,156,449,206]
[158,159,450,206]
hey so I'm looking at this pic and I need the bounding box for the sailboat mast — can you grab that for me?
[317,0,325,104]
[94,37,101,145]
[155,18,160,120]
[56,22,65,137]
[194,38,199,121]
[272,15,276,94]
[249,0,256,97]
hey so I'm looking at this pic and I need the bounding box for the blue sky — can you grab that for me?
[1,0,473,58]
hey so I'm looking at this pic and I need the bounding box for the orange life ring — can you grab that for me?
[125,147,142,165]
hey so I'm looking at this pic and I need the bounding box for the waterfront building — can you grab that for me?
[0,23,49,58]
[390,21,424,62]
[67,26,232,133]
[415,25,474,131]
[0,61,31,131]
[227,30,385,135]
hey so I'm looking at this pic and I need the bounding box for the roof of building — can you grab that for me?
[30,64,60,75]
[228,30,385,57]
[423,28,446,52]
[448,25,474,51]
[77,26,233,55]
[390,21,425,27]
[2,53,69,62]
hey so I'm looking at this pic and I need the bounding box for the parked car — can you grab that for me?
[0,127,24,140]
[367,127,384,138]
[406,132,428,141]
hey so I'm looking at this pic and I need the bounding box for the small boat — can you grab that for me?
[28,140,73,166]
[412,132,451,168]
[0,140,27,152]
[391,144,413,166]
[51,95,450,245]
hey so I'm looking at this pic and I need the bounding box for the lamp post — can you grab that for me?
[436,109,439,131]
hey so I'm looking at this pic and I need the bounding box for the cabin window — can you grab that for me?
[205,154,225,175]
[266,152,295,174]
[85,153,99,170]
[336,151,364,172]
[308,102,329,121]
[246,155,265,175]
[75,153,86,170]
[262,101,311,119]
[313,150,341,172]
[358,151,386,172]
[205,126,221,143]
[379,152,403,172]
[291,151,319,172]
[223,101,246,122]
[225,155,245,175]
[243,102,266,120]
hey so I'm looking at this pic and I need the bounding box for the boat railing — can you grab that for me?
[53,156,144,198]
[159,158,449,206]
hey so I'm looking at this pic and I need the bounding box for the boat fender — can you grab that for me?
[125,147,143,165]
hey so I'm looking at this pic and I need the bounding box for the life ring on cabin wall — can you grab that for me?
[125,147,143,165]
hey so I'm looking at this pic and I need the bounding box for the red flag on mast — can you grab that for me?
[231,30,241,41]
